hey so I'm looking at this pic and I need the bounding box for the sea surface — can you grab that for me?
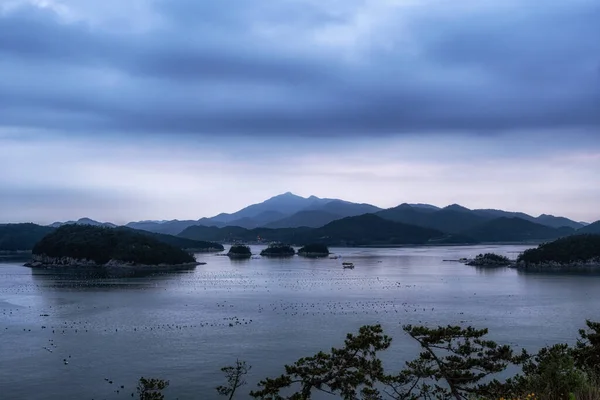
[2,244,600,400]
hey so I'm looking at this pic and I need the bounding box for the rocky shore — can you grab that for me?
[24,255,202,273]
[297,252,330,258]
[515,259,600,272]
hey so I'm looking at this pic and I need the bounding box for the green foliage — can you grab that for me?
[33,225,196,265]
[227,245,252,257]
[575,320,600,373]
[250,325,392,399]
[384,325,528,400]
[518,235,600,265]
[217,360,251,400]
[260,244,295,257]
[0,223,54,251]
[129,320,600,400]
[137,377,169,400]
[516,344,587,399]
[297,243,330,256]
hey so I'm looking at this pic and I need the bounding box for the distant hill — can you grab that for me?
[179,213,465,246]
[32,225,196,266]
[210,192,323,223]
[376,203,583,233]
[0,223,55,252]
[264,210,342,229]
[125,220,201,236]
[534,214,585,229]
[308,214,446,246]
[376,204,488,233]
[117,228,223,252]
[462,217,575,243]
[578,221,600,234]
[303,199,381,216]
[126,193,381,231]
[49,218,117,228]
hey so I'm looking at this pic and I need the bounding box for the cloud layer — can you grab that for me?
[1,0,599,223]
[1,0,599,136]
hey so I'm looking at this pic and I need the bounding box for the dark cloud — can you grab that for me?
[0,0,599,137]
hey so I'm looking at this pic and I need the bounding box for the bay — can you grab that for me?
[1,244,600,399]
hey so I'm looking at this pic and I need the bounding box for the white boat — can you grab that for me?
[342,262,354,269]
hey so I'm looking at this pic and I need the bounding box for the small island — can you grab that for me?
[298,243,330,258]
[227,244,252,258]
[517,234,600,271]
[260,243,295,257]
[25,225,199,273]
[466,253,512,267]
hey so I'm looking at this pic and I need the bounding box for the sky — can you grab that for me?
[0,0,599,225]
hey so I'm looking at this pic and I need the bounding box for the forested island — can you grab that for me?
[227,245,252,258]
[517,234,600,270]
[466,253,512,267]
[298,243,330,257]
[0,223,223,253]
[26,225,198,270]
[260,243,295,257]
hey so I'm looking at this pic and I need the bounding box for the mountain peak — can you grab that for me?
[443,204,471,212]
[270,192,304,200]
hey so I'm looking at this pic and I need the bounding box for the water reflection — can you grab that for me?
[30,267,195,290]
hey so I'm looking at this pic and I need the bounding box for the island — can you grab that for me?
[466,253,512,267]
[516,234,600,271]
[297,243,330,258]
[227,244,252,258]
[260,243,295,257]
[25,225,199,273]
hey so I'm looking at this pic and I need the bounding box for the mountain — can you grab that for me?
[0,223,55,252]
[125,193,381,232]
[125,220,201,235]
[303,199,381,216]
[535,214,585,229]
[117,227,223,251]
[376,204,488,233]
[377,203,583,233]
[577,220,600,234]
[49,218,117,228]
[264,210,342,229]
[462,217,575,243]
[471,209,536,222]
[209,192,319,223]
[309,214,446,245]
[408,203,440,211]
[225,210,289,229]
[179,225,310,244]
[179,214,469,246]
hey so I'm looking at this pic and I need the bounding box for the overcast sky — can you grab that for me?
[1,0,599,224]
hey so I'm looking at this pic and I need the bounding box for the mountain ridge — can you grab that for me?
[41,193,590,236]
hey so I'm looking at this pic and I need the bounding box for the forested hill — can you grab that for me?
[0,223,223,252]
[0,224,55,252]
[179,214,465,246]
[517,234,600,266]
[33,225,196,266]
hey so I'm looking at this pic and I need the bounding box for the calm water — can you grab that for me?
[2,245,600,400]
